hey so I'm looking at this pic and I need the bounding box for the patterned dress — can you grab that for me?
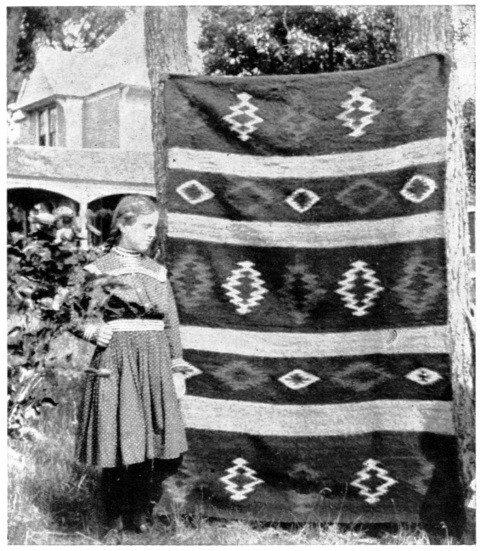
[76,247,188,468]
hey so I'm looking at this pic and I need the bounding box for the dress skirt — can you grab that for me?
[76,328,188,468]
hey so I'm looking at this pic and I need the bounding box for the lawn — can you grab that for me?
[8,335,456,545]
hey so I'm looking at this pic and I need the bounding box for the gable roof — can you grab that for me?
[15,9,150,110]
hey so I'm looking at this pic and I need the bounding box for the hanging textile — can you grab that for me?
[162,53,463,525]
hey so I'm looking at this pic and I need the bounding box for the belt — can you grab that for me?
[107,319,165,332]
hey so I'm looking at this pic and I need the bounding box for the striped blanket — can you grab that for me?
[162,54,463,526]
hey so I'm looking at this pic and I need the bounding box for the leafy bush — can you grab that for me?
[199,6,396,76]
[7,228,119,438]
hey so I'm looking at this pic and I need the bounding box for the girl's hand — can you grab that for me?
[84,367,112,377]
[173,372,186,399]
[96,324,113,348]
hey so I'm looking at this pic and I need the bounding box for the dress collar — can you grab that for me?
[112,246,143,258]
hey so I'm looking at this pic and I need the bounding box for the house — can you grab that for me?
[7,8,203,245]
[12,10,153,151]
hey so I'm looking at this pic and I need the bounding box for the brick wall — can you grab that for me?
[83,89,120,149]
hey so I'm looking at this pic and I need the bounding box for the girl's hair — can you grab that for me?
[105,195,157,250]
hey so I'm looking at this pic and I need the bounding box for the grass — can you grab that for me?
[8,335,457,545]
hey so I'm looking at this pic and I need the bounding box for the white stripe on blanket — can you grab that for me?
[180,325,447,357]
[181,397,454,436]
[168,211,444,248]
[168,137,445,179]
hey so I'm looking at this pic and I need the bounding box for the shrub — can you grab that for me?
[7,227,119,438]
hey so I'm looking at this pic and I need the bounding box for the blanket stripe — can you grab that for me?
[182,398,454,436]
[180,326,448,356]
[183,351,451,404]
[168,211,445,248]
[162,53,463,527]
[168,138,445,178]
[170,239,448,331]
[167,162,445,222]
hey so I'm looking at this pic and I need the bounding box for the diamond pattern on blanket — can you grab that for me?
[278,369,320,390]
[280,91,317,144]
[336,260,384,317]
[405,368,443,386]
[220,458,264,501]
[330,361,393,392]
[351,459,398,504]
[279,256,326,325]
[222,261,268,315]
[164,54,462,527]
[398,74,435,128]
[336,87,380,137]
[223,93,264,141]
[225,180,279,217]
[170,246,215,310]
[213,360,270,391]
[176,180,215,205]
[336,179,389,214]
[392,247,445,318]
[400,175,437,203]
[285,188,320,213]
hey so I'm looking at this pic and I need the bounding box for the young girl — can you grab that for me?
[75,195,190,538]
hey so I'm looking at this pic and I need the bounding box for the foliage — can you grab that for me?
[7,228,120,439]
[198,6,396,76]
[11,6,135,75]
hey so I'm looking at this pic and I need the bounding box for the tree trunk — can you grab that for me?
[395,5,475,541]
[395,6,453,59]
[144,6,196,262]
[7,7,24,104]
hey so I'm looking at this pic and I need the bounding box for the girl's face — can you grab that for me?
[118,211,159,253]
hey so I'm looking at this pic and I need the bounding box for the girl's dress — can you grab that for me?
[75,246,188,468]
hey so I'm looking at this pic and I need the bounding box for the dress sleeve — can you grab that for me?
[69,318,102,344]
[164,279,182,359]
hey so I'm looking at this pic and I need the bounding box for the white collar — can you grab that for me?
[112,246,143,258]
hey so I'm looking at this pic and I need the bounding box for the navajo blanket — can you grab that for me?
[162,54,463,527]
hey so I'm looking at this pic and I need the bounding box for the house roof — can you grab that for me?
[15,9,150,110]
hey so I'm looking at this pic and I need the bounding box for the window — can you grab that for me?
[37,105,57,146]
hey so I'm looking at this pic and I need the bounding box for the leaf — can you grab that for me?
[8,354,29,368]
[23,404,40,420]
[18,426,48,442]
[40,397,59,408]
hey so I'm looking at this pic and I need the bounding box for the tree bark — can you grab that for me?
[7,7,24,104]
[144,6,195,262]
[395,5,475,541]
[395,6,453,60]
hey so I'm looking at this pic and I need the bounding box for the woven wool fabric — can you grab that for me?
[161,54,463,526]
